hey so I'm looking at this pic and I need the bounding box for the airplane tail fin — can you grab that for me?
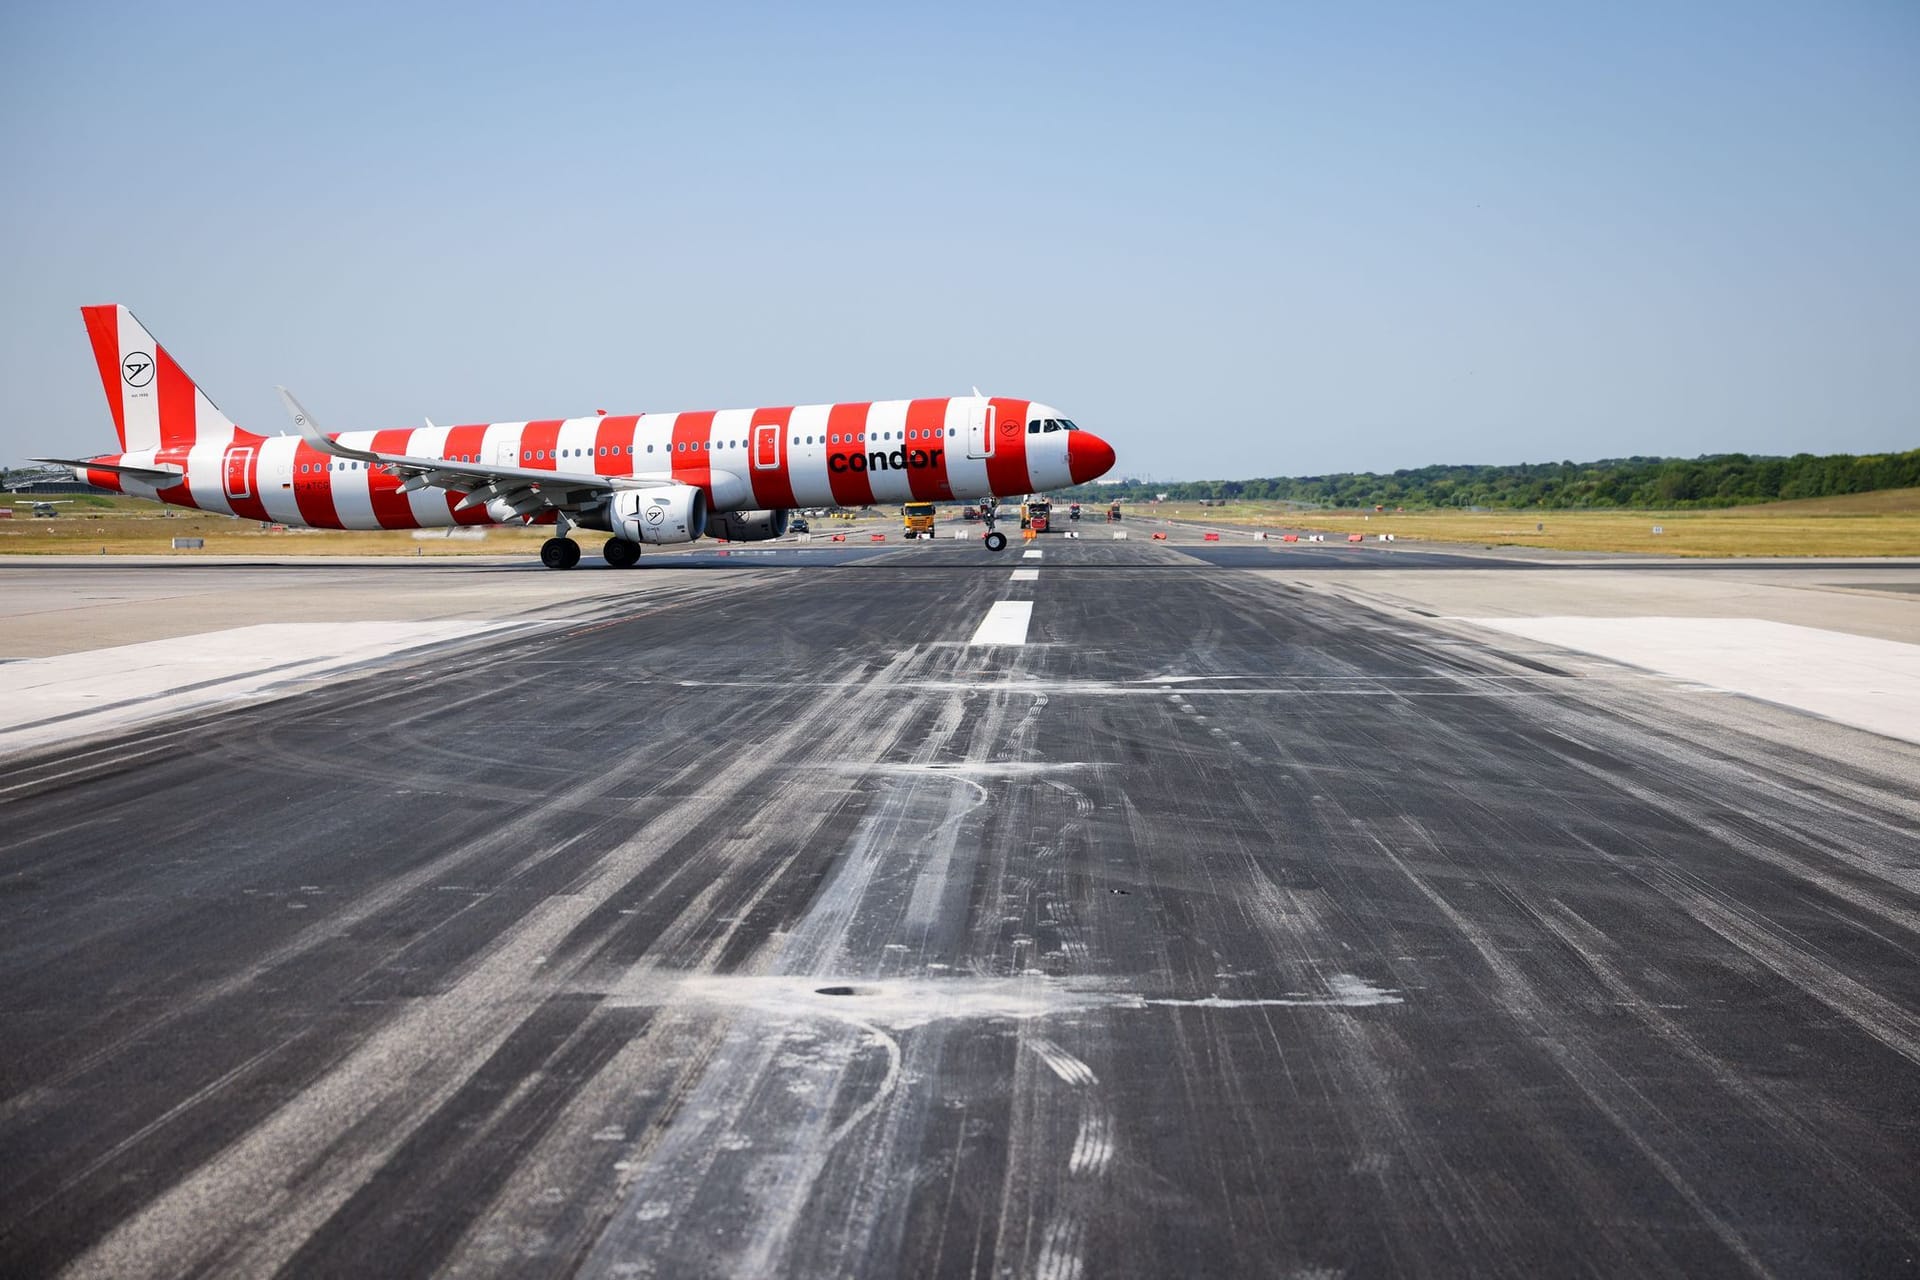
[80,305,237,453]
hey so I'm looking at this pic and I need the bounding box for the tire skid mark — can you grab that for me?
[578,635,1039,1278]
[1369,823,1780,1280]
[61,630,921,1280]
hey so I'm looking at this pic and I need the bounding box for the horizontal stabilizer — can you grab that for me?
[31,456,185,484]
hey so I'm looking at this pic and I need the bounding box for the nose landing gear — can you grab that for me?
[984,530,1008,552]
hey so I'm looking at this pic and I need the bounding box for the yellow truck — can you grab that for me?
[902,502,937,536]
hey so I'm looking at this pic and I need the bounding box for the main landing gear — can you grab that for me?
[603,537,640,569]
[540,537,582,570]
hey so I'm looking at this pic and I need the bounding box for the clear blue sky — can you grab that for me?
[2,0,1914,480]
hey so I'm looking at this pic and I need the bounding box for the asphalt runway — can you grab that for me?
[2,537,1918,1278]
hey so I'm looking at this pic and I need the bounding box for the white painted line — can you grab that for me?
[1463,616,1920,745]
[968,601,1033,646]
[1022,549,1042,559]
[1010,568,1039,581]
[0,621,523,754]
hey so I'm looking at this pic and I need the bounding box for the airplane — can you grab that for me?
[38,306,1117,568]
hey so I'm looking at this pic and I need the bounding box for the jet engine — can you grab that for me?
[706,509,790,542]
[609,485,708,545]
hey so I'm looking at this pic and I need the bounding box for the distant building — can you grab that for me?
[7,477,114,496]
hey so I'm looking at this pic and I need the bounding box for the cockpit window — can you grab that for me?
[1042,420,1061,432]
[1061,419,1078,431]
[1028,421,1042,433]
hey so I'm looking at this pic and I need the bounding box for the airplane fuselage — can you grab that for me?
[77,396,1101,530]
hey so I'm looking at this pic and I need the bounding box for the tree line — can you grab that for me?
[1060,448,1920,510]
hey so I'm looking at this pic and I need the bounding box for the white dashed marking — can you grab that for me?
[1011,569,1039,581]
[968,601,1034,646]
[1023,549,1043,559]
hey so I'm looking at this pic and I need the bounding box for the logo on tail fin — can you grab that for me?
[123,353,154,387]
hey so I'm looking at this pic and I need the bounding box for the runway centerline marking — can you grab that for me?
[968,601,1033,646]
[1022,549,1042,559]
[1011,569,1040,581]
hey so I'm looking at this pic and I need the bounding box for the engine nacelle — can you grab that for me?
[609,485,709,545]
[706,509,790,542]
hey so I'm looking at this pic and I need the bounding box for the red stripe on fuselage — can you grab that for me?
[438,424,494,524]
[671,411,716,498]
[152,349,199,508]
[520,420,565,471]
[985,398,1033,498]
[903,398,952,502]
[367,429,418,528]
[81,307,126,444]
[824,402,875,508]
[225,441,270,522]
[595,416,640,475]
[291,442,343,528]
[748,407,798,510]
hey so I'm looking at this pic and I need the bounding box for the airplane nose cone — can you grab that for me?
[1067,430,1117,484]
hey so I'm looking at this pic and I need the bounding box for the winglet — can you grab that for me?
[275,387,378,462]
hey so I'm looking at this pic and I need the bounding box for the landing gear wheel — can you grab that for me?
[603,537,640,569]
[540,537,582,569]
[984,530,1008,552]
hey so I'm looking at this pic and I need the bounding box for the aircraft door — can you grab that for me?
[495,440,517,467]
[753,422,781,471]
[966,401,994,459]
[224,446,254,501]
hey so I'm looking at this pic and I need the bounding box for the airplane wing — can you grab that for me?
[276,389,681,521]
[31,457,185,485]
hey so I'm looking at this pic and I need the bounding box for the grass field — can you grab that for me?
[0,493,895,557]
[6,490,1919,558]
[1152,488,1920,557]
[0,493,558,556]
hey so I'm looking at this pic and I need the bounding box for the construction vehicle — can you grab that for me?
[1019,498,1052,533]
[1107,503,1122,522]
[1068,502,1082,522]
[902,501,937,536]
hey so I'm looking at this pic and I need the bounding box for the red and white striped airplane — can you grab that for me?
[41,305,1117,568]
